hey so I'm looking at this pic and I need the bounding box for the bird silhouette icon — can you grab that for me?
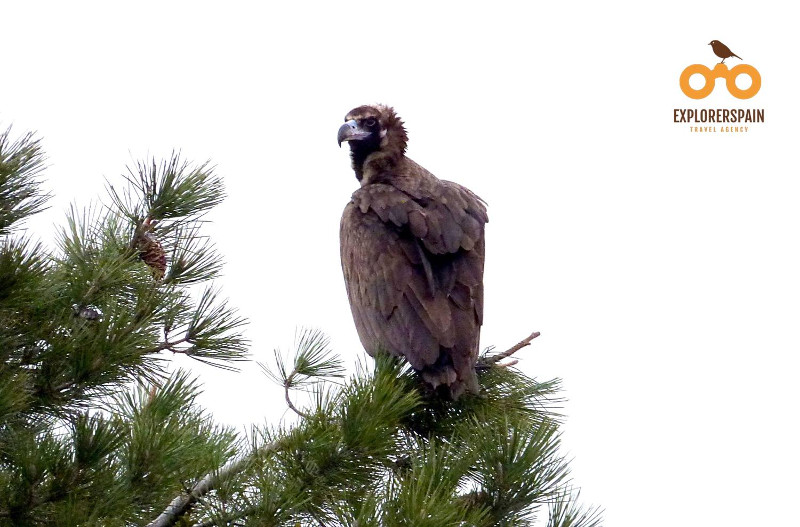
[709,40,742,64]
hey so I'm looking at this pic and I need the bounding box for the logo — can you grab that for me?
[674,40,764,133]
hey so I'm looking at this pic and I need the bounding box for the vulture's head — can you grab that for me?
[338,104,408,181]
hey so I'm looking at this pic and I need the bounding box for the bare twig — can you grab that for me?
[486,331,541,366]
[498,358,519,368]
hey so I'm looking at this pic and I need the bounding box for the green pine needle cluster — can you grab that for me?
[0,128,49,235]
[0,370,237,526]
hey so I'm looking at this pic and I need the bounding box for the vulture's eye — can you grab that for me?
[364,118,377,128]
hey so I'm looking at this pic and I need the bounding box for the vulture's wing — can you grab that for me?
[340,181,487,387]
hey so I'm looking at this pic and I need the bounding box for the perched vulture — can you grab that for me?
[338,104,488,399]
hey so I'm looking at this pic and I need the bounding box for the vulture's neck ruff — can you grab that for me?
[339,104,408,184]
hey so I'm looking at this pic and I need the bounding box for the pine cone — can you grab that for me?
[135,218,167,280]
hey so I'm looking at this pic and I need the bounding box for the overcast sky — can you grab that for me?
[2,2,798,525]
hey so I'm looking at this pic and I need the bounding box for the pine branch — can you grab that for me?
[262,328,345,419]
[146,442,280,527]
[151,287,249,370]
[145,334,194,354]
[547,487,604,527]
[140,334,597,527]
[107,153,224,224]
[162,222,222,285]
[2,137,261,523]
[0,127,50,234]
[283,367,310,419]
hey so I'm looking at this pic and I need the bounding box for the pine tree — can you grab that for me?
[1,128,602,526]
[1,128,246,525]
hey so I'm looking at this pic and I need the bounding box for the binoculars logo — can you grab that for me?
[680,63,761,100]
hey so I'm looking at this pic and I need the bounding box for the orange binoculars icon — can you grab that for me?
[679,63,761,99]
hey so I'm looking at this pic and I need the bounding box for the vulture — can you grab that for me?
[338,104,488,399]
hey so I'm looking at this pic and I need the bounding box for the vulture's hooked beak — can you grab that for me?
[338,120,371,147]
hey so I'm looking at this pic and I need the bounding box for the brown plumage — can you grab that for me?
[338,104,488,399]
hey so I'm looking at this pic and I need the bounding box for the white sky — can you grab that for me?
[2,2,799,525]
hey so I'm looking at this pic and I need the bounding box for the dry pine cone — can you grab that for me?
[135,218,167,280]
